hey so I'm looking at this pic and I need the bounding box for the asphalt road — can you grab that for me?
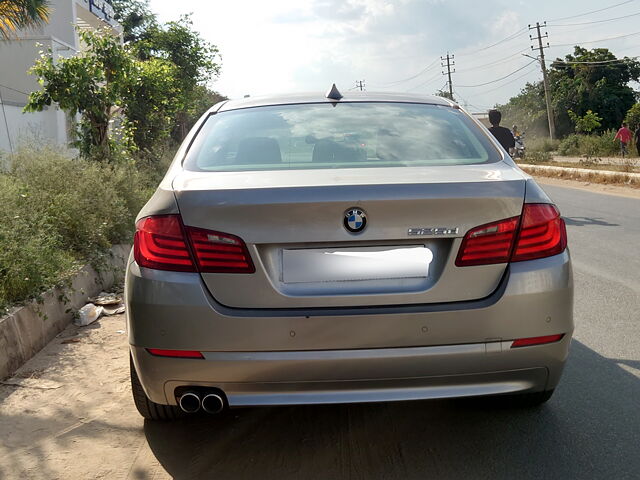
[1,182,639,479]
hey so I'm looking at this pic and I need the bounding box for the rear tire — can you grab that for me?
[130,356,183,421]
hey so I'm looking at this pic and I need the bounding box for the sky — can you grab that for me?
[148,0,640,112]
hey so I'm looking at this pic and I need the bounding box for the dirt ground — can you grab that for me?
[0,315,169,479]
[551,155,639,166]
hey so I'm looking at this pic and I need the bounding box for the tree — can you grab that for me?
[498,47,640,138]
[110,2,224,141]
[624,103,640,130]
[122,58,180,153]
[549,47,640,136]
[111,0,156,44]
[25,30,134,157]
[188,84,227,121]
[435,89,454,101]
[0,0,49,39]
[130,15,221,140]
[496,82,548,136]
[568,109,602,133]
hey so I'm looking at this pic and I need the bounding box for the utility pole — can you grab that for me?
[529,21,556,140]
[355,80,365,91]
[441,53,455,100]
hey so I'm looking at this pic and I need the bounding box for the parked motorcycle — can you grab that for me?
[513,132,525,159]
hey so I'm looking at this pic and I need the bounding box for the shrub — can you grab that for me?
[557,131,619,158]
[557,134,581,156]
[526,137,560,154]
[0,176,78,306]
[624,103,640,130]
[525,150,552,163]
[0,144,169,310]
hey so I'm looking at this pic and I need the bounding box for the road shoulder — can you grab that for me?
[533,176,640,200]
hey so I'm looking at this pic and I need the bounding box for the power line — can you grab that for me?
[552,57,637,66]
[455,47,530,73]
[354,80,365,91]
[376,57,440,86]
[457,27,528,57]
[471,64,540,96]
[549,0,635,22]
[548,10,640,27]
[551,29,640,48]
[457,59,537,87]
[404,70,444,92]
[452,87,495,112]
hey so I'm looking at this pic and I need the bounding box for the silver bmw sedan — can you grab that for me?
[126,89,573,420]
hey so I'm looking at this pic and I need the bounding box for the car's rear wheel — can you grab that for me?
[130,356,183,421]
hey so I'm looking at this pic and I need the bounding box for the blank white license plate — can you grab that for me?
[282,246,433,284]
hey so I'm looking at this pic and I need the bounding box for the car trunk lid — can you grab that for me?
[173,163,526,309]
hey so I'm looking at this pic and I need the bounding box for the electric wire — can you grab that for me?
[375,57,440,86]
[404,70,444,92]
[455,48,530,73]
[551,29,640,48]
[552,57,638,65]
[548,10,640,26]
[457,60,538,88]
[471,64,540,96]
[457,27,528,57]
[548,0,635,22]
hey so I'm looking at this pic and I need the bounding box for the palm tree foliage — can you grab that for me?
[0,0,50,39]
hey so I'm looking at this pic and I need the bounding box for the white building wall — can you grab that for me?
[0,102,62,153]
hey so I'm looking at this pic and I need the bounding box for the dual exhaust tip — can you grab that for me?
[179,391,225,414]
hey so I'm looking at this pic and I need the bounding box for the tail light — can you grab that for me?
[134,215,195,272]
[455,217,519,266]
[511,204,567,262]
[456,204,567,267]
[185,227,255,273]
[134,215,255,273]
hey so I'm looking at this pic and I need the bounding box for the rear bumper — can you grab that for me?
[131,339,567,407]
[126,251,573,406]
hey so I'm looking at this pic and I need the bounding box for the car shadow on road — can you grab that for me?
[141,340,639,480]
[563,216,619,227]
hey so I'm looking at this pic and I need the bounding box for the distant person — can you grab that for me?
[635,124,640,156]
[488,110,515,153]
[511,124,521,138]
[614,122,633,157]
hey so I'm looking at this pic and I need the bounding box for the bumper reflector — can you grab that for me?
[147,348,204,359]
[511,334,564,348]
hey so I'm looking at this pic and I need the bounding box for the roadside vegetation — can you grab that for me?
[497,46,640,163]
[524,131,628,160]
[0,144,173,311]
[0,1,223,311]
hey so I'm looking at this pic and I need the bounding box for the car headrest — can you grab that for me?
[235,137,282,165]
[312,139,365,163]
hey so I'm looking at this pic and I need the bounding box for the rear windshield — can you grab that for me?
[184,102,501,172]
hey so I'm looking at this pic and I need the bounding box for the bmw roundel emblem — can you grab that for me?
[344,208,367,233]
